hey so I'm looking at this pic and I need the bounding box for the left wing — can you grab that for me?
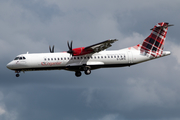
[67,39,118,56]
[84,39,118,53]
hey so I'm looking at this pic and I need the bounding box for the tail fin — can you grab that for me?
[140,22,172,57]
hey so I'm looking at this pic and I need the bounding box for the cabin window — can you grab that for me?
[91,57,93,59]
[77,57,79,59]
[74,57,76,60]
[94,56,96,59]
[101,56,103,58]
[61,58,63,60]
[64,57,66,60]
[98,56,100,59]
[111,56,113,58]
[58,58,59,60]
[108,56,110,58]
[104,56,106,58]
[67,57,69,60]
[54,58,56,60]
[48,58,50,61]
[44,58,46,61]
[84,57,86,59]
[81,57,83,59]
[114,56,116,58]
[51,58,53,60]
[87,56,90,59]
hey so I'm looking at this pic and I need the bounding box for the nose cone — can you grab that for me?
[6,62,14,70]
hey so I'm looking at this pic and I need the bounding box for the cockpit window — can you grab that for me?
[14,56,26,60]
[14,57,19,60]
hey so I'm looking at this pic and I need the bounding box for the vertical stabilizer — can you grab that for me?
[140,22,172,57]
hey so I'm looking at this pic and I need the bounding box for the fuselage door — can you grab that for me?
[127,51,133,63]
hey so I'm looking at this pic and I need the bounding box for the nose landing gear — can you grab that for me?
[15,70,21,77]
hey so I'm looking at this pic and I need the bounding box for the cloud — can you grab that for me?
[1,0,180,120]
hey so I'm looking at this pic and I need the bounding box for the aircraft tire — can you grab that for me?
[75,71,82,77]
[16,74,20,77]
[85,69,91,75]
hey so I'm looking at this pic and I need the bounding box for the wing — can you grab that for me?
[84,39,118,53]
[68,39,118,56]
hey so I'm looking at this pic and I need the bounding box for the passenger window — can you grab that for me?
[104,56,106,58]
[114,56,116,58]
[67,57,69,60]
[111,56,113,58]
[101,56,103,58]
[61,58,63,60]
[108,56,110,58]
[94,56,96,59]
[54,58,56,60]
[51,58,53,60]
[98,56,100,59]
[48,58,50,61]
[84,57,86,59]
[87,57,90,59]
[58,58,59,60]
[77,57,79,59]
[44,58,46,61]
[64,57,66,60]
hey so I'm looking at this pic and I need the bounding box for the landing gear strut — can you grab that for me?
[84,66,91,75]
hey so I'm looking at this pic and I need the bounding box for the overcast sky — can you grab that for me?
[1,0,180,120]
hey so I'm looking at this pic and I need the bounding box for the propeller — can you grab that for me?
[67,41,73,55]
[49,45,54,53]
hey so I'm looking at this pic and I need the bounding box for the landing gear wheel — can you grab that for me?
[75,71,82,77]
[84,69,91,75]
[16,74,20,77]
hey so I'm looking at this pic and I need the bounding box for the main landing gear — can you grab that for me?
[75,66,91,77]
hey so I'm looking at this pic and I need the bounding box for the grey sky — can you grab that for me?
[1,0,180,120]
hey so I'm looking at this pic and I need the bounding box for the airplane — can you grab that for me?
[7,22,172,77]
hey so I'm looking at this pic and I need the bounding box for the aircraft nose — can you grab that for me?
[6,62,14,69]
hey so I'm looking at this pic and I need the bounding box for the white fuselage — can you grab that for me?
[6,48,171,72]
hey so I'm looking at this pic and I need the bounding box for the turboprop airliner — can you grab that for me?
[7,22,172,77]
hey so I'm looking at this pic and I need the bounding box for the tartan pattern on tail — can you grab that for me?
[140,22,169,57]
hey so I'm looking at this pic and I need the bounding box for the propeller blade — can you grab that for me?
[49,45,54,53]
[52,45,54,53]
[70,41,73,50]
[67,41,73,55]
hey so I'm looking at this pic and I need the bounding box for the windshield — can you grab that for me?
[14,56,26,60]
[14,57,19,60]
